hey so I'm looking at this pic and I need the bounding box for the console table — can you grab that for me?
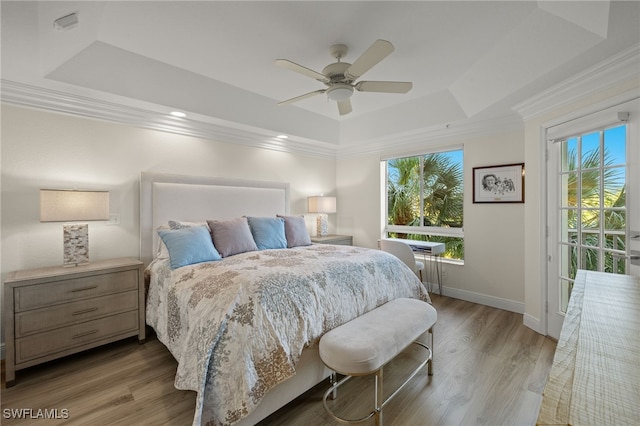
[537,270,640,425]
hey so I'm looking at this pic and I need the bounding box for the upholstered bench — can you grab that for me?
[319,297,437,426]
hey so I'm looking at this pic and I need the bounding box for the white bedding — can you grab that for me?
[146,244,430,426]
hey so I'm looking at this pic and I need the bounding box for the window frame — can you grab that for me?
[382,145,465,255]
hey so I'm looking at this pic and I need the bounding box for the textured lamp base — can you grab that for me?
[316,213,329,237]
[63,224,89,266]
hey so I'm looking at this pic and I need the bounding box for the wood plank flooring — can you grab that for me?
[1,295,556,425]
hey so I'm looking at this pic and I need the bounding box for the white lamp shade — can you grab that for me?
[308,196,336,214]
[40,189,109,222]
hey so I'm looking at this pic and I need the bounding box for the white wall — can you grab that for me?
[1,104,337,345]
[337,130,526,312]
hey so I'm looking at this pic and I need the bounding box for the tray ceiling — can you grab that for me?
[2,1,639,151]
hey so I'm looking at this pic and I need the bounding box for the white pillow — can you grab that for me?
[169,220,210,230]
[155,224,170,259]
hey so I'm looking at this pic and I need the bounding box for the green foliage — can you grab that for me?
[387,156,420,230]
[387,152,464,259]
[422,154,464,228]
[563,146,626,275]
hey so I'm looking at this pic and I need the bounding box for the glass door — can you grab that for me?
[546,99,638,339]
[557,125,627,308]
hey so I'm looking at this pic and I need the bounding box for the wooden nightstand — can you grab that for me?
[3,257,145,387]
[311,234,353,246]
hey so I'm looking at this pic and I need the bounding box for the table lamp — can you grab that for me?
[40,189,110,266]
[308,195,336,237]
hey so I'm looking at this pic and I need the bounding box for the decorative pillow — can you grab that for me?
[207,217,258,257]
[277,215,312,248]
[155,224,170,259]
[169,220,210,230]
[158,225,221,269]
[247,216,287,250]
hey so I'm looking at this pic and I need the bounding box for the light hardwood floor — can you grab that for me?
[1,295,556,425]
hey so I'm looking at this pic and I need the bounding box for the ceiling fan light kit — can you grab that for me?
[275,39,412,115]
[326,84,353,102]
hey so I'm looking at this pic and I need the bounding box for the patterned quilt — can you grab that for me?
[146,244,431,426]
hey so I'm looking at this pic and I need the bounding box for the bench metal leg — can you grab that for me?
[329,372,338,400]
[322,340,432,425]
[428,325,434,376]
[374,368,383,426]
[323,374,377,424]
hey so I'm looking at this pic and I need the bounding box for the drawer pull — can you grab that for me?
[70,285,98,293]
[72,330,98,339]
[72,307,99,316]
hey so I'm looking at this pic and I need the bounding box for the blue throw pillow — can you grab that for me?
[247,216,287,250]
[158,225,221,269]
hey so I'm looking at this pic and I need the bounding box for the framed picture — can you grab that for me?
[473,163,524,203]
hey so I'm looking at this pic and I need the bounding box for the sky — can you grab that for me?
[568,124,626,167]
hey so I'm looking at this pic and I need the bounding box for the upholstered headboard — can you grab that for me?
[140,172,290,266]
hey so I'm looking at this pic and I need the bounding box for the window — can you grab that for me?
[384,147,464,260]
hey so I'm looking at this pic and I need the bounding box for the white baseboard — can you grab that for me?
[438,285,525,314]
[435,285,548,335]
[523,313,545,335]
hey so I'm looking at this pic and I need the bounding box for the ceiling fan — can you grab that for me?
[275,39,412,116]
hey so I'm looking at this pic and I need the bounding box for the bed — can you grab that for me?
[140,172,431,426]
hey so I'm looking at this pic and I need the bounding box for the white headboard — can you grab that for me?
[140,172,290,266]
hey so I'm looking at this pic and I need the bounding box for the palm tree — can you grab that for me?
[387,157,420,233]
[564,146,626,275]
[387,153,464,259]
[422,154,463,228]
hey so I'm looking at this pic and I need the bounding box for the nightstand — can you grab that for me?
[311,234,353,246]
[3,257,145,387]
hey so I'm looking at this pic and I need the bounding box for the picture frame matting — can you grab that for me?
[472,163,525,203]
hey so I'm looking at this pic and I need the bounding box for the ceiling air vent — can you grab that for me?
[54,12,79,31]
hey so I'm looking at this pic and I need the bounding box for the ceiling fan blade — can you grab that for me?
[355,81,412,93]
[274,59,327,82]
[278,89,326,106]
[337,99,352,116]
[345,39,394,79]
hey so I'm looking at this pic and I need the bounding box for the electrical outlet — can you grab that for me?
[107,213,120,225]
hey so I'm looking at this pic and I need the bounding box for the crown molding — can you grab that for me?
[17,50,635,161]
[513,44,640,121]
[2,79,528,161]
[1,80,337,159]
[336,114,524,159]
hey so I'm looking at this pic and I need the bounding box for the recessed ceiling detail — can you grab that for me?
[1,1,638,149]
